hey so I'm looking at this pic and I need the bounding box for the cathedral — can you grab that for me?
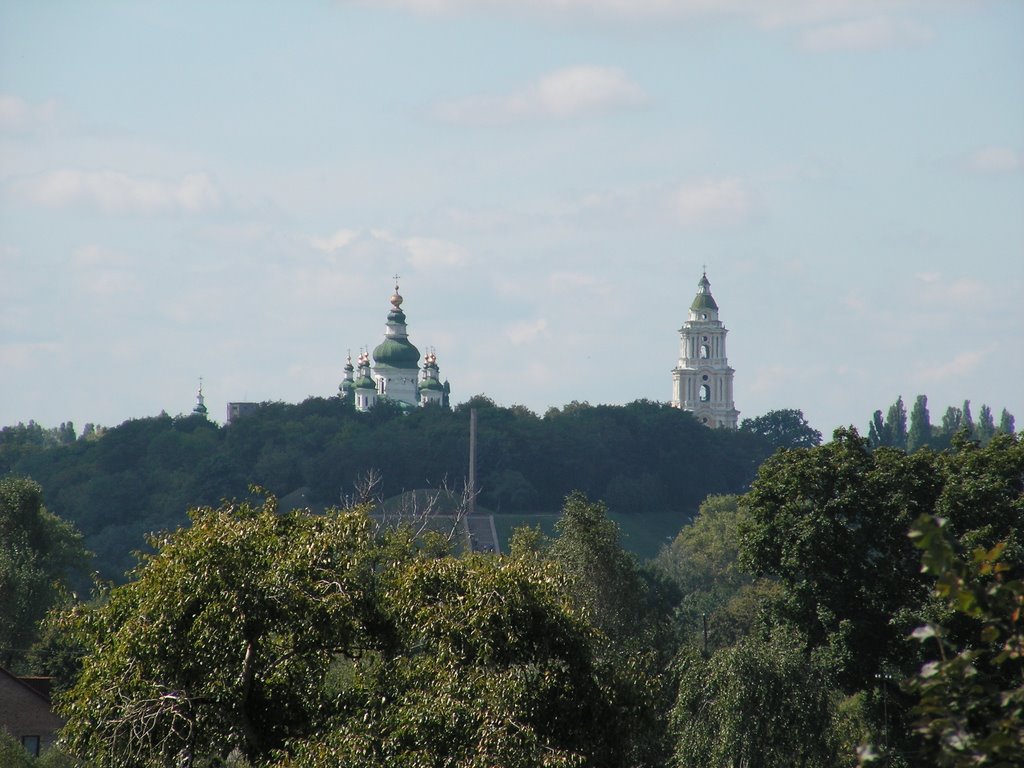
[339,282,450,412]
[671,272,739,428]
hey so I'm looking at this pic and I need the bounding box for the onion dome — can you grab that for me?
[690,271,719,312]
[192,378,208,417]
[373,337,420,367]
[339,353,356,397]
[354,352,376,390]
[372,282,420,368]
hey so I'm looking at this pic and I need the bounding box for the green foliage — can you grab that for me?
[0,476,89,670]
[738,428,935,692]
[656,494,780,649]
[907,514,1024,766]
[4,399,774,584]
[56,493,651,768]
[907,395,931,453]
[740,408,822,451]
[671,628,838,768]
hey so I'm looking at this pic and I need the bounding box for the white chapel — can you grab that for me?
[671,271,739,428]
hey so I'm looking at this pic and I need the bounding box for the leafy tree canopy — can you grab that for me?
[739,408,822,451]
[0,476,88,670]
[56,493,655,768]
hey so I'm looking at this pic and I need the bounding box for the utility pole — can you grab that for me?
[468,408,477,516]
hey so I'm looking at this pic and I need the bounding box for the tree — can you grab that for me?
[999,408,1015,435]
[655,494,779,649]
[0,476,88,670]
[907,514,1024,767]
[740,409,822,451]
[738,428,936,693]
[57,495,640,768]
[868,410,888,449]
[885,396,908,451]
[671,628,838,768]
[907,395,932,453]
[977,405,997,444]
[961,400,975,439]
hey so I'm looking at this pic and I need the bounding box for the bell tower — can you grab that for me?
[671,271,739,428]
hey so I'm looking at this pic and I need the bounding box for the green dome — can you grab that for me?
[339,379,355,393]
[419,377,444,391]
[373,337,421,368]
[355,375,376,390]
[690,293,718,311]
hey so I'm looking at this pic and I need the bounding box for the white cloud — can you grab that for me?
[799,16,932,52]
[405,237,469,268]
[367,0,926,31]
[967,146,1022,174]
[917,348,991,382]
[310,228,359,253]
[435,66,647,125]
[913,273,984,303]
[14,169,222,214]
[506,317,548,345]
[309,227,470,270]
[0,94,58,133]
[0,341,64,370]
[670,178,751,227]
[71,244,134,267]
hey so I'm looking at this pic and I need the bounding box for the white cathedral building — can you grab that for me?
[339,282,450,412]
[671,272,739,428]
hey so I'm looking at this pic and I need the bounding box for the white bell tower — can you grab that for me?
[671,271,739,428]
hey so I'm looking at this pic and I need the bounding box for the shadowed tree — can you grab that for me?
[907,395,932,453]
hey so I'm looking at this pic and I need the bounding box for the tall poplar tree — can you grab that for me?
[999,408,1015,435]
[977,405,997,444]
[907,395,931,453]
[885,396,908,451]
[962,400,975,438]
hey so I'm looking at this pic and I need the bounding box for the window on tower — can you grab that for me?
[700,344,709,358]
[699,384,710,402]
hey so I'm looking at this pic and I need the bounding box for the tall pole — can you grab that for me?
[469,408,477,515]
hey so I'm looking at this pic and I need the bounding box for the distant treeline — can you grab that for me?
[867,395,1015,452]
[1,397,785,582]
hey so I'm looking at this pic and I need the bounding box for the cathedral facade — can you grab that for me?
[671,272,739,428]
[339,283,450,412]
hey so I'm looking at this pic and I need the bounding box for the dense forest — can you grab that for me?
[1,397,794,582]
[3,426,1021,767]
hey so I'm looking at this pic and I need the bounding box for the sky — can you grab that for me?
[1,0,1022,437]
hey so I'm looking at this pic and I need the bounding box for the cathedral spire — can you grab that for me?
[193,377,208,418]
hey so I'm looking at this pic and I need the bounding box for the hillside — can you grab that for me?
[1,396,775,581]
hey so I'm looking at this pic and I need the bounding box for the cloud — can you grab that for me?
[13,169,222,214]
[0,94,58,133]
[670,178,751,228]
[913,272,984,303]
[799,16,932,52]
[405,237,469,268]
[917,348,992,382]
[366,1,928,32]
[71,244,134,267]
[506,317,548,345]
[434,66,647,125]
[309,229,359,253]
[0,341,64,370]
[309,227,470,269]
[967,146,1023,174]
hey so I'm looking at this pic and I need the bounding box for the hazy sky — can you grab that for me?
[2,0,1022,436]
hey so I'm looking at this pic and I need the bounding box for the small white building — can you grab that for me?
[671,272,739,428]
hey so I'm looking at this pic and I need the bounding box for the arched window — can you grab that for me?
[699,384,710,402]
[700,344,709,359]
